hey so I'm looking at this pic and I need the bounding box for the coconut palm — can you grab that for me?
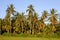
[4,9,11,33]
[14,12,21,33]
[49,9,57,32]
[14,12,26,33]
[26,4,35,34]
[7,4,16,33]
[8,4,15,15]
[21,13,25,33]
[33,12,38,34]
[38,10,48,33]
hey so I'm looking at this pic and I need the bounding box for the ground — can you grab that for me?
[0,35,60,40]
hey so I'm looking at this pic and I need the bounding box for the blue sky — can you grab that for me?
[0,0,60,18]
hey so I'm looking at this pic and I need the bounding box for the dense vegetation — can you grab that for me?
[0,4,60,37]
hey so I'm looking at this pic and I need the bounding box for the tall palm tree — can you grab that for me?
[33,12,38,34]
[14,12,26,33]
[4,9,11,33]
[26,4,34,34]
[21,13,25,33]
[38,10,48,33]
[7,4,15,33]
[49,9,57,32]
[14,12,21,33]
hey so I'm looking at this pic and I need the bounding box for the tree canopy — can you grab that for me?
[0,4,60,35]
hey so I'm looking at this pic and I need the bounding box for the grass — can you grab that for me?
[0,35,60,40]
[0,33,60,40]
[2,33,60,38]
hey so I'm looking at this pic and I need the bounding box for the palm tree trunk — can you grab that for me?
[52,25,56,32]
[32,24,34,34]
[22,23,24,33]
[30,24,32,34]
[0,25,2,35]
[10,20,11,33]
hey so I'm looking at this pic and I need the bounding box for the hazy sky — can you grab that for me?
[0,0,60,18]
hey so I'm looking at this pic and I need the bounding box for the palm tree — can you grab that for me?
[38,10,48,33]
[8,4,15,15]
[4,9,11,33]
[14,12,21,33]
[26,4,34,34]
[49,9,57,32]
[21,13,25,33]
[7,4,15,33]
[33,12,38,34]
[41,10,48,19]
[14,12,26,33]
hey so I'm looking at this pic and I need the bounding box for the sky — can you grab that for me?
[0,0,60,18]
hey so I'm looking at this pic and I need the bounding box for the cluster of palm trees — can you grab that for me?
[0,4,60,35]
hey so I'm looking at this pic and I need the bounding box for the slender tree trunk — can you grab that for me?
[52,25,56,32]
[32,24,34,34]
[30,25,32,34]
[30,23,32,34]
[0,25,2,35]
[22,23,24,33]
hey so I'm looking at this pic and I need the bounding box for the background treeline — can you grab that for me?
[0,4,60,35]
